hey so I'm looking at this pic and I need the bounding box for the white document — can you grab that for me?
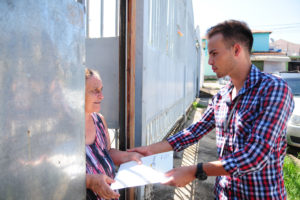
[110,151,173,190]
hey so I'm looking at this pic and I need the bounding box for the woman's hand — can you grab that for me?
[86,174,120,199]
[126,151,143,164]
[127,146,153,157]
[109,149,144,165]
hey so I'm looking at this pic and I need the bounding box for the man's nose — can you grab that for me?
[208,57,213,65]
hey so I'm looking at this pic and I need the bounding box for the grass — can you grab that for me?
[192,101,206,109]
[204,78,218,81]
[283,155,300,200]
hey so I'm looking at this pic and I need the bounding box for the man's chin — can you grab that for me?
[216,73,223,78]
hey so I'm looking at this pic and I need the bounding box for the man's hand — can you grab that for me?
[127,145,153,156]
[86,174,120,199]
[161,165,197,187]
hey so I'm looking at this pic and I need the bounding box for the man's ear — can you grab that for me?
[233,43,241,56]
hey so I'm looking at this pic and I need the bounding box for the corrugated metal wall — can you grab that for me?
[0,1,86,199]
[85,38,120,129]
[136,0,200,146]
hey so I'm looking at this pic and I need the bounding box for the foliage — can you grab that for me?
[204,78,218,81]
[283,156,300,200]
[192,101,206,109]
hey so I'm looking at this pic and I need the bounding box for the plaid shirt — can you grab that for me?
[167,65,294,200]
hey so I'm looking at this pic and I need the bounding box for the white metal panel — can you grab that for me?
[85,37,119,128]
[264,61,286,73]
[0,0,86,199]
[140,0,199,145]
[135,1,200,198]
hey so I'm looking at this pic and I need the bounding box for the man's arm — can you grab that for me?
[203,161,230,176]
[163,161,229,187]
[127,140,173,156]
[129,102,216,156]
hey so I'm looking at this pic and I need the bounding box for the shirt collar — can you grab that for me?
[239,64,261,95]
[218,64,261,98]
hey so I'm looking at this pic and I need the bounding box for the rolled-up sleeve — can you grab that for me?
[167,103,216,152]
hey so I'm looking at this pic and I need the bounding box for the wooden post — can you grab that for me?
[119,0,127,199]
[127,0,136,150]
[126,0,136,199]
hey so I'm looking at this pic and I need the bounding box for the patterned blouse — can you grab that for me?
[86,113,116,200]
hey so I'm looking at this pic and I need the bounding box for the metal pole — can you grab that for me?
[118,0,127,198]
[116,0,120,36]
[119,0,127,153]
[100,0,104,37]
[86,0,89,37]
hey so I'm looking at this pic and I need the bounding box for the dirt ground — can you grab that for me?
[151,98,218,200]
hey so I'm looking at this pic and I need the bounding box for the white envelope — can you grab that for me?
[111,151,173,190]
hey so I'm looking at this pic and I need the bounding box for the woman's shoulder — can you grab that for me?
[94,112,108,129]
[94,112,110,149]
[94,112,105,122]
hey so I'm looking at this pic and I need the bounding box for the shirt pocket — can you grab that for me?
[234,100,261,148]
[214,103,228,130]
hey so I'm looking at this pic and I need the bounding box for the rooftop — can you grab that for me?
[252,52,286,56]
[252,30,272,34]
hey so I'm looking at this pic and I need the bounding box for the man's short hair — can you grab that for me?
[206,20,253,53]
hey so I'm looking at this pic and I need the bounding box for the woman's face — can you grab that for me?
[85,75,104,114]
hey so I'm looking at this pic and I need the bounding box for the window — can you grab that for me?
[86,0,119,38]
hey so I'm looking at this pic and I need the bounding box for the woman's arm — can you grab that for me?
[109,148,143,166]
[99,114,143,165]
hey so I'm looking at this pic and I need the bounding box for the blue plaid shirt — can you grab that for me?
[167,65,294,200]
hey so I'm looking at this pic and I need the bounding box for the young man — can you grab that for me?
[129,20,294,199]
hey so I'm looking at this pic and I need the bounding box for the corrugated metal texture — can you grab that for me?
[141,0,199,145]
[0,1,86,199]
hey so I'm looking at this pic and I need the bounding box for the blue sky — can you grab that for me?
[193,0,300,44]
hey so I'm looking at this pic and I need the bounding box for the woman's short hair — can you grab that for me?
[206,20,253,54]
[85,68,101,80]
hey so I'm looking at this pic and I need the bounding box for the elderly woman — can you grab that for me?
[85,68,142,200]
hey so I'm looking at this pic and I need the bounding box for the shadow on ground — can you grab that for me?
[151,98,218,200]
[287,145,300,158]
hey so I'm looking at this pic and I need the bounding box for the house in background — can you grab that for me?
[271,39,300,56]
[201,37,215,78]
[252,30,271,52]
[202,30,291,78]
[251,30,290,73]
[289,56,300,71]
